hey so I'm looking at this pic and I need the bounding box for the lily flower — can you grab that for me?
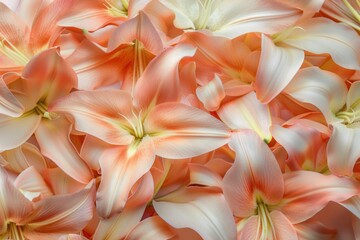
[51,44,231,218]
[0,166,95,240]
[0,48,93,184]
[223,130,359,239]
[0,0,76,73]
[255,17,360,103]
[284,67,360,176]
[148,0,301,38]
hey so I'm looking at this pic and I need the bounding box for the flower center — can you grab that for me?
[4,222,25,240]
[336,108,360,128]
[0,37,29,66]
[255,200,275,240]
[104,0,128,17]
[119,110,145,140]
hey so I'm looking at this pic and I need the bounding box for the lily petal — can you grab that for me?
[283,17,360,70]
[196,75,225,111]
[278,170,359,224]
[108,11,163,53]
[93,172,154,240]
[327,123,360,176]
[50,89,134,145]
[22,48,77,105]
[0,76,24,117]
[153,187,237,240]
[223,131,284,217]
[35,117,93,184]
[144,102,230,159]
[284,67,348,123]
[96,137,155,218]
[14,166,53,201]
[22,182,95,233]
[347,81,360,111]
[255,34,304,103]
[217,92,272,142]
[134,44,196,109]
[0,113,41,151]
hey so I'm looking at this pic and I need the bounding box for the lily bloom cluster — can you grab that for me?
[1,0,360,239]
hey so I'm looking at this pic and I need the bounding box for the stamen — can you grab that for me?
[195,0,215,30]
[342,0,360,22]
[104,0,128,17]
[34,102,59,120]
[255,200,276,240]
[336,107,360,127]
[0,37,29,65]
[8,222,25,240]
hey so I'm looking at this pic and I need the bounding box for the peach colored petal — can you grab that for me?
[283,17,360,70]
[279,171,360,224]
[0,167,33,225]
[153,187,237,240]
[93,172,154,239]
[255,34,304,103]
[14,166,53,201]
[224,131,284,217]
[189,164,223,189]
[284,67,347,123]
[196,75,225,111]
[58,0,116,32]
[270,210,297,240]
[22,48,77,106]
[134,44,196,109]
[144,102,230,159]
[50,89,134,145]
[0,76,24,117]
[217,92,272,142]
[43,168,86,195]
[96,137,155,218]
[0,113,41,151]
[125,216,176,240]
[22,182,95,233]
[327,123,360,176]
[35,117,93,184]
[108,11,163,53]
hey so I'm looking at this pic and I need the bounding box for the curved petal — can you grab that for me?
[0,167,33,225]
[189,164,223,189]
[58,0,115,32]
[0,76,24,117]
[327,123,360,176]
[255,34,304,103]
[66,39,123,90]
[238,216,259,240]
[93,172,154,240]
[80,136,112,172]
[209,0,301,38]
[0,2,29,51]
[284,67,348,123]
[0,113,41,152]
[270,210,297,240]
[339,195,360,219]
[43,168,86,195]
[347,81,360,111]
[14,166,53,201]
[283,17,360,70]
[134,44,196,109]
[2,142,48,174]
[29,0,75,50]
[278,171,360,224]
[125,216,176,240]
[223,131,284,217]
[22,48,77,105]
[153,187,237,240]
[108,11,163,53]
[50,90,134,145]
[196,75,225,111]
[35,117,93,184]
[22,182,95,233]
[217,92,272,142]
[144,102,230,159]
[96,137,155,218]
